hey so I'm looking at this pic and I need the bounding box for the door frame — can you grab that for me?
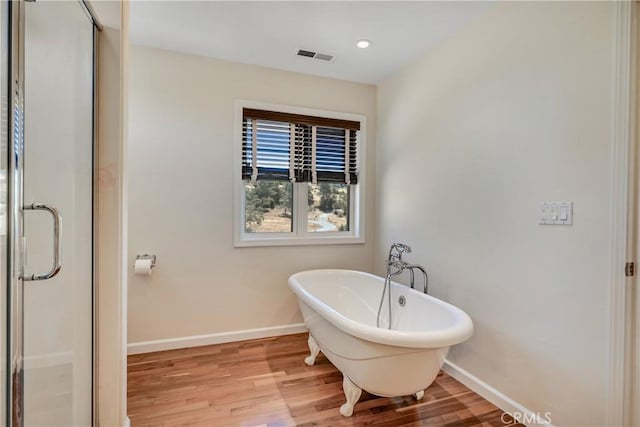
[608,1,639,426]
[630,2,640,425]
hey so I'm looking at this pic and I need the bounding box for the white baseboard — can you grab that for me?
[127,323,308,355]
[443,360,555,427]
[123,417,130,427]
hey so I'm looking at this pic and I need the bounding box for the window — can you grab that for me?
[234,102,365,246]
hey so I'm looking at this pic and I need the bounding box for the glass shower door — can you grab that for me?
[4,1,96,425]
[0,2,10,426]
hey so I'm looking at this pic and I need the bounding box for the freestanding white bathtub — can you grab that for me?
[288,269,473,417]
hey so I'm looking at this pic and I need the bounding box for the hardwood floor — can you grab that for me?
[128,333,521,426]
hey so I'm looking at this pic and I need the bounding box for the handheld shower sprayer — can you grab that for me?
[378,242,429,329]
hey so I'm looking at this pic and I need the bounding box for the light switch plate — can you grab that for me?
[539,201,573,225]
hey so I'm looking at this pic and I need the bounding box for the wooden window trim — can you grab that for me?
[243,108,361,131]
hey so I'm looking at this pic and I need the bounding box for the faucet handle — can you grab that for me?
[386,258,407,270]
[392,243,412,254]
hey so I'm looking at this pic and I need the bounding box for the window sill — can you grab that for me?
[234,234,365,248]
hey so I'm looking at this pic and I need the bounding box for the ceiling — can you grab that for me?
[130,1,492,85]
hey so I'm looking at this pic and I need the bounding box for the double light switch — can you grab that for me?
[539,201,572,225]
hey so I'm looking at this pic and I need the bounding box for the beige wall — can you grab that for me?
[376,2,614,425]
[127,46,376,343]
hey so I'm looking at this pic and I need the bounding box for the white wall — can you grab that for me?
[375,2,614,426]
[127,46,376,344]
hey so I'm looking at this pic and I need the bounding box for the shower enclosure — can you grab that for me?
[1,1,100,425]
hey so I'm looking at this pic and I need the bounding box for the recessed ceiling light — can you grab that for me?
[356,39,371,49]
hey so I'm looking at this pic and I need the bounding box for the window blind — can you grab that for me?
[242,108,359,184]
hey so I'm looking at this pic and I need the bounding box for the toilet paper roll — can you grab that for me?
[134,258,153,275]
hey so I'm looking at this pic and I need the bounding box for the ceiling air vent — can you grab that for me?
[314,53,334,62]
[297,49,316,58]
[297,49,334,62]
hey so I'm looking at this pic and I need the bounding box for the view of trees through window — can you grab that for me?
[244,181,349,233]
[308,183,349,232]
[244,181,293,233]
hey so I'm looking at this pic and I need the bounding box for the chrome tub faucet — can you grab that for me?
[386,243,428,294]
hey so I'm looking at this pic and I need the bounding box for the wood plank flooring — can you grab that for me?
[128,333,522,426]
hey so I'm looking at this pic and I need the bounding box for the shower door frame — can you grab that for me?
[6,1,25,425]
[4,1,102,426]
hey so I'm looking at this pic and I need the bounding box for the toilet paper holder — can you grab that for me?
[135,254,156,269]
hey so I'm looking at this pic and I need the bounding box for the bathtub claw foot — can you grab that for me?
[304,334,320,366]
[414,390,424,400]
[339,376,362,417]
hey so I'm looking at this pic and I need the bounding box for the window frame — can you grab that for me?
[233,100,366,247]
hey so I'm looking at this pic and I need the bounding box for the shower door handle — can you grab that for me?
[22,203,62,281]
